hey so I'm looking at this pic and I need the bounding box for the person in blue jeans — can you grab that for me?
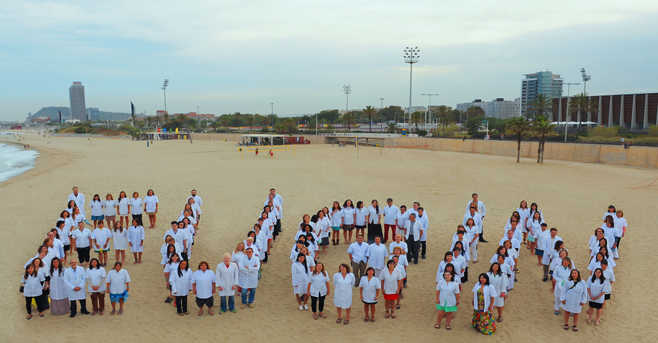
[216,253,239,313]
[238,248,260,308]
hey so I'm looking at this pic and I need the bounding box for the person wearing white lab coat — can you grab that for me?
[560,269,587,331]
[68,186,86,216]
[552,256,573,315]
[382,198,399,243]
[47,257,70,315]
[464,218,481,262]
[106,261,131,315]
[22,263,47,319]
[127,219,144,263]
[487,263,508,322]
[128,192,144,226]
[435,271,460,330]
[359,267,381,322]
[416,207,429,259]
[216,253,239,313]
[191,261,215,315]
[516,200,531,241]
[368,236,388,278]
[586,268,609,326]
[169,259,192,315]
[405,213,423,264]
[333,263,355,325]
[86,258,106,315]
[388,233,408,255]
[238,248,260,307]
[64,260,88,317]
[471,273,497,335]
[466,193,487,242]
[292,254,310,311]
[307,262,330,319]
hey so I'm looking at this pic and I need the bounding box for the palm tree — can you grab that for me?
[436,105,451,128]
[363,106,377,132]
[342,111,355,132]
[410,111,423,132]
[570,93,588,126]
[506,116,531,163]
[532,115,556,163]
[528,94,552,120]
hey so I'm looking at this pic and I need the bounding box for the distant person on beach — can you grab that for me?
[67,186,86,217]
[103,193,117,229]
[90,194,104,228]
[382,198,399,243]
[71,222,92,265]
[127,219,144,264]
[341,199,356,244]
[112,222,128,264]
[466,193,487,243]
[333,263,355,325]
[129,192,144,226]
[144,189,159,229]
[117,191,130,229]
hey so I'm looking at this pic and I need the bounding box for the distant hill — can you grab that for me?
[28,106,70,121]
[27,106,131,122]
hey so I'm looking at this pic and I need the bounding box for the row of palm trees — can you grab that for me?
[505,115,555,164]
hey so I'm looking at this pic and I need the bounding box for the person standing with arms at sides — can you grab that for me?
[188,189,203,223]
[561,269,587,331]
[347,234,369,287]
[86,258,106,315]
[106,261,130,315]
[354,201,368,239]
[359,267,381,322]
[613,210,626,259]
[216,253,239,314]
[471,273,496,335]
[191,261,215,316]
[465,218,481,263]
[90,194,104,228]
[330,201,342,246]
[333,263,355,325]
[103,194,117,230]
[308,263,330,320]
[144,189,159,229]
[382,198,399,243]
[64,260,88,317]
[112,222,128,264]
[368,236,387,279]
[170,259,192,316]
[516,200,530,244]
[416,207,429,260]
[22,263,46,319]
[71,222,92,266]
[292,254,310,311]
[487,263,508,323]
[117,191,130,229]
[48,258,70,315]
[396,205,409,241]
[405,213,423,264]
[92,221,112,266]
[367,200,383,244]
[238,247,260,308]
[55,220,71,263]
[68,186,86,217]
[466,193,487,243]
[552,256,573,315]
[127,219,144,264]
[128,191,144,226]
[586,268,608,325]
[435,270,460,329]
[382,259,403,319]
[341,199,356,244]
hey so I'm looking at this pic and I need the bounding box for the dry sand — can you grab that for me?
[0,134,655,343]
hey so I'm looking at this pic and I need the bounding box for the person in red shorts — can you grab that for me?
[381,259,402,319]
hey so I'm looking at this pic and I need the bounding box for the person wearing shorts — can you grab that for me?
[381,260,402,319]
[106,262,131,315]
[341,200,356,244]
[359,267,380,322]
[435,270,460,329]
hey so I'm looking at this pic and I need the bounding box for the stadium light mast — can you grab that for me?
[403,46,420,128]
[580,68,591,96]
[161,79,169,114]
[342,84,351,113]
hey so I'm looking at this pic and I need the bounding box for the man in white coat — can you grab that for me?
[216,253,240,313]
[67,186,86,217]
[64,260,89,317]
[466,193,487,243]
[238,248,260,308]
[367,236,388,278]
[405,213,424,265]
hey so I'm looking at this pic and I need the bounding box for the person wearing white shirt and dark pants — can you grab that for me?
[417,207,429,260]
[405,214,423,264]
[382,198,399,243]
[64,260,89,317]
[170,260,192,315]
[192,261,216,315]
[367,200,382,244]
[238,248,260,307]
[466,193,487,243]
[347,235,369,287]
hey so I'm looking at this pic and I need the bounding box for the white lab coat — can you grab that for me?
[127,225,145,253]
[587,278,609,304]
[486,272,508,307]
[215,262,239,296]
[560,280,587,313]
[86,267,107,293]
[22,274,45,297]
[169,269,193,296]
[64,266,87,300]
[238,255,260,289]
[49,269,69,300]
[471,283,496,311]
[436,279,460,307]
[333,272,355,309]
[308,272,329,297]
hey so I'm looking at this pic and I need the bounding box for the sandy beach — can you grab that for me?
[1,134,655,343]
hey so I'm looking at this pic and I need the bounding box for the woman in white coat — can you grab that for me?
[586,268,609,326]
[292,253,310,311]
[552,255,573,315]
[48,257,70,315]
[64,260,89,317]
[560,269,587,331]
[307,262,330,319]
[333,263,355,325]
[487,263,508,323]
[112,221,128,264]
[86,258,106,315]
[471,273,497,335]
[216,253,239,313]
[22,264,46,319]
[127,219,144,264]
[435,270,460,330]
[238,247,260,308]
[169,259,192,315]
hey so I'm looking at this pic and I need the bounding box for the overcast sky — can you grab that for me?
[2,0,658,120]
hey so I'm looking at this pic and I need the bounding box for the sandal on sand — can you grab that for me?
[370,317,375,322]
[364,317,369,322]
[496,317,503,323]
[343,319,349,325]
[391,313,396,319]
[434,323,441,329]
[384,312,390,319]
[446,325,452,330]
[572,326,579,332]
[563,324,569,330]
[336,318,342,324]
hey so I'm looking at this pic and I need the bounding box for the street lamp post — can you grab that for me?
[342,85,351,131]
[161,79,169,113]
[403,46,420,129]
[421,93,439,131]
[563,82,581,142]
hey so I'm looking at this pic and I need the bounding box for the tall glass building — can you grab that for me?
[521,71,562,116]
[69,81,87,121]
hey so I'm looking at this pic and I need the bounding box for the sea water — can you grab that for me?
[0,143,39,182]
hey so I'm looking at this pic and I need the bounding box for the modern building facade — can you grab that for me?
[456,98,520,119]
[521,71,563,116]
[552,92,658,129]
[69,81,87,121]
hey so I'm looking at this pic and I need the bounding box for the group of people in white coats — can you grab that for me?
[290,197,427,324]
[163,188,282,316]
[20,186,133,320]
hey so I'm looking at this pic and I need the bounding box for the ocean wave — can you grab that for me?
[0,144,39,182]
